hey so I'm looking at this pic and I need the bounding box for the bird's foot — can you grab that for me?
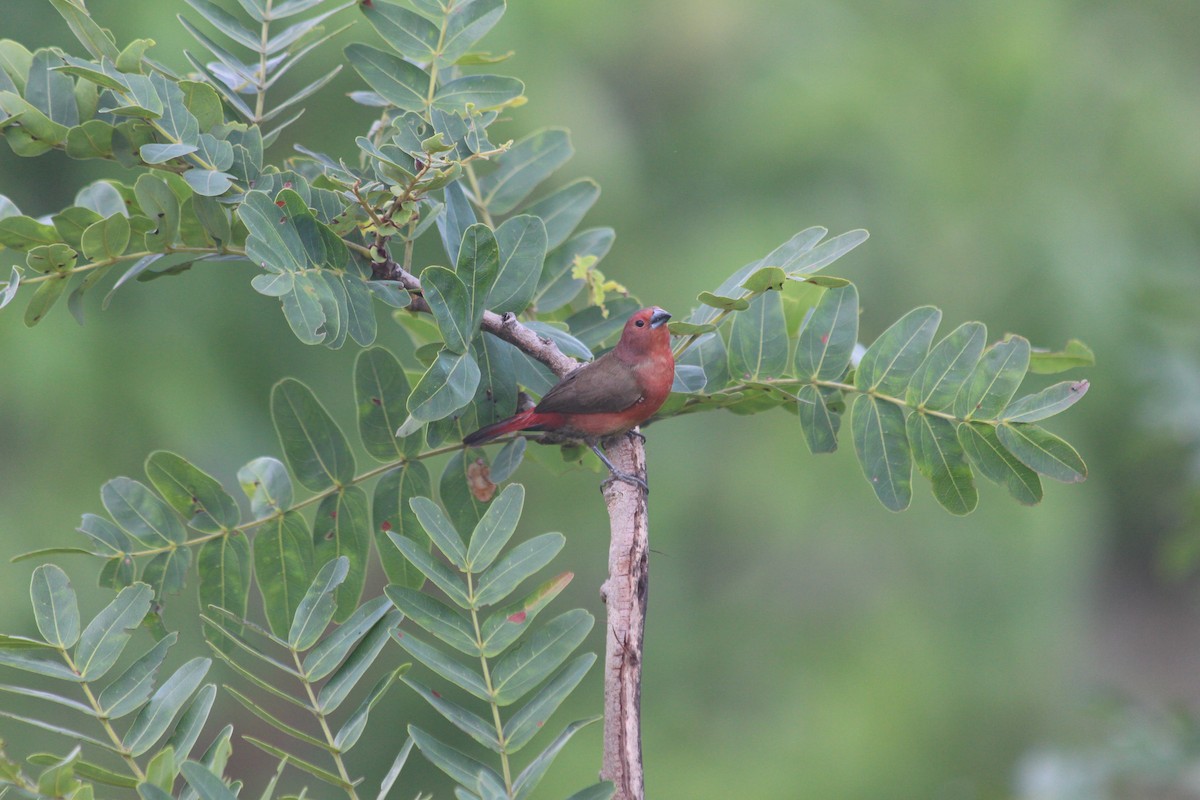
[624,429,647,445]
[602,469,649,495]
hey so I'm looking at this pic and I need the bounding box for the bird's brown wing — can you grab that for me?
[534,353,644,414]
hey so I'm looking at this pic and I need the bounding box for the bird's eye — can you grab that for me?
[635,320,645,327]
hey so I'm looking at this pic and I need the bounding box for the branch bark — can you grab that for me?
[598,434,649,800]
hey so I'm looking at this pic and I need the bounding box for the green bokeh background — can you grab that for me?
[2,1,1199,798]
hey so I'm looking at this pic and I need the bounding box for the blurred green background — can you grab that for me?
[3,1,1199,798]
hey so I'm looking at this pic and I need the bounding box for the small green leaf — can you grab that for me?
[796,384,841,455]
[243,736,349,790]
[432,74,523,112]
[794,284,859,380]
[180,760,236,800]
[410,496,467,570]
[97,632,177,718]
[1002,380,1090,423]
[695,291,749,312]
[388,532,470,607]
[271,378,356,492]
[523,177,599,250]
[907,413,978,515]
[25,243,77,274]
[344,43,429,111]
[355,347,414,461]
[253,510,314,638]
[391,629,489,702]
[958,422,1042,506]
[504,653,595,753]
[466,483,524,572]
[31,564,80,649]
[1028,338,1094,374]
[511,717,602,800]
[478,128,572,215]
[782,228,869,275]
[182,169,234,197]
[907,321,987,411]
[422,265,472,354]
[66,119,116,158]
[438,0,505,64]
[851,394,912,512]
[361,0,440,59]
[480,572,572,657]
[75,585,148,678]
[385,586,477,655]
[953,335,1031,420]
[373,461,432,589]
[408,725,502,790]
[139,143,198,163]
[237,456,293,519]
[456,222,500,333]
[80,213,130,260]
[288,556,349,651]
[198,535,251,642]
[474,532,563,609]
[728,290,788,381]
[225,685,328,750]
[996,423,1087,483]
[142,546,191,597]
[123,657,211,756]
[303,596,391,681]
[317,610,398,713]
[406,348,481,423]
[0,651,82,680]
[489,436,526,483]
[102,477,186,547]
[312,487,371,622]
[855,306,941,395]
[406,675,499,751]
[739,265,786,294]
[47,0,120,60]
[335,667,404,752]
[133,175,182,251]
[532,226,614,313]
[146,451,240,532]
[491,609,593,706]
[0,213,60,251]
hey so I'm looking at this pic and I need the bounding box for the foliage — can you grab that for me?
[0,0,1094,797]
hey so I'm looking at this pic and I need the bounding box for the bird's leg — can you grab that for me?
[589,442,649,494]
[624,429,646,445]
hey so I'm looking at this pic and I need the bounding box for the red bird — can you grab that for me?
[464,306,675,491]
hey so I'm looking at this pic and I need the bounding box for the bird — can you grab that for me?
[463,306,675,492]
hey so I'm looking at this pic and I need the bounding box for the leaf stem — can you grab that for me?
[290,648,361,800]
[19,246,242,287]
[58,648,147,782]
[466,571,513,794]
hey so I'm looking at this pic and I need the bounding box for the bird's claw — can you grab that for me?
[602,470,649,495]
[624,430,647,445]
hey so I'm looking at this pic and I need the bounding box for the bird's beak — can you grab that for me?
[649,308,671,328]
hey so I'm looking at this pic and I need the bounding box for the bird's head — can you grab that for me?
[615,306,672,357]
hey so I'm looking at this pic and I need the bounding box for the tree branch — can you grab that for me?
[598,434,649,800]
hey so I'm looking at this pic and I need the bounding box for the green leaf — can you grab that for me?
[238,456,293,519]
[0,650,82,681]
[739,265,786,294]
[0,683,92,714]
[243,736,349,790]
[565,783,616,800]
[146,451,240,532]
[26,244,77,276]
[97,555,136,590]
[474,532,563,609]
[796,384,842,455]
[123,657,211,756]
[373,462,432,589]
[26,753,139,788]
[97,632,177,719]
[142,546,191,597]
[66,118,116,158]
[855,306,941,395]
[225,685,329,750]
[489,436,526,483]
[35,746,80,798]
[696,291,748,312]
[288,556,349,651]
[953,335,1031,420]
[480,572,572,657]
[478,128,572,215]
[52,207,100,251]
[361,0,440,59]
[438,0,505,64]
[491,609,593,706]
[27,49,79,127]
[335,667,404,752]
[355,347,414,461]
[850,394,912,512]
[31,564,80,649]
[391,629,489,702]
[1002,380,1090,423]
[410,496,467,570]
[317,610,398,713]
[0,214,60,251]
[302,595,390,681]
[996,423,1087,483]
[782,228,869,275]
[504,652,595,753]
[1028,338,1095,374]
[678,331,730,390]
[385,586,477,655]
[253,510,314,638]
[182,0,259,49]
[728,290,788,381]
[465,483,524,572]
[47,0,120,60]
[198,534,251,641]
[408,725,502,790]
[180,761,237,800]
[432,74,523,112]
[75,582,153,680]
[422,265,472,354]
[456,222,500,331]
[312,487,371,622]
[140,142,198,163]
[406,348,481,423]
[0,40,33,92]
[239,190,306,273]
[182,169,234,197]
[907,413,978,515]
[406,675,499,751]
[511,717,601,800]
[524,177,599,250]
[79,213,130,260]
[906,321,987,411]
[133,175,182,251]
[666,321,717,337]
[794,284,859,380]
[0,91,68,152]
[101,477,186,548]
[271,378,356,492]
[345,43,428,111]
[74,180,127,218]
[388,532,470,608]
[958,422,1042,505]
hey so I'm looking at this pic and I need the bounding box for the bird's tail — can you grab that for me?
[462,409,539,447]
